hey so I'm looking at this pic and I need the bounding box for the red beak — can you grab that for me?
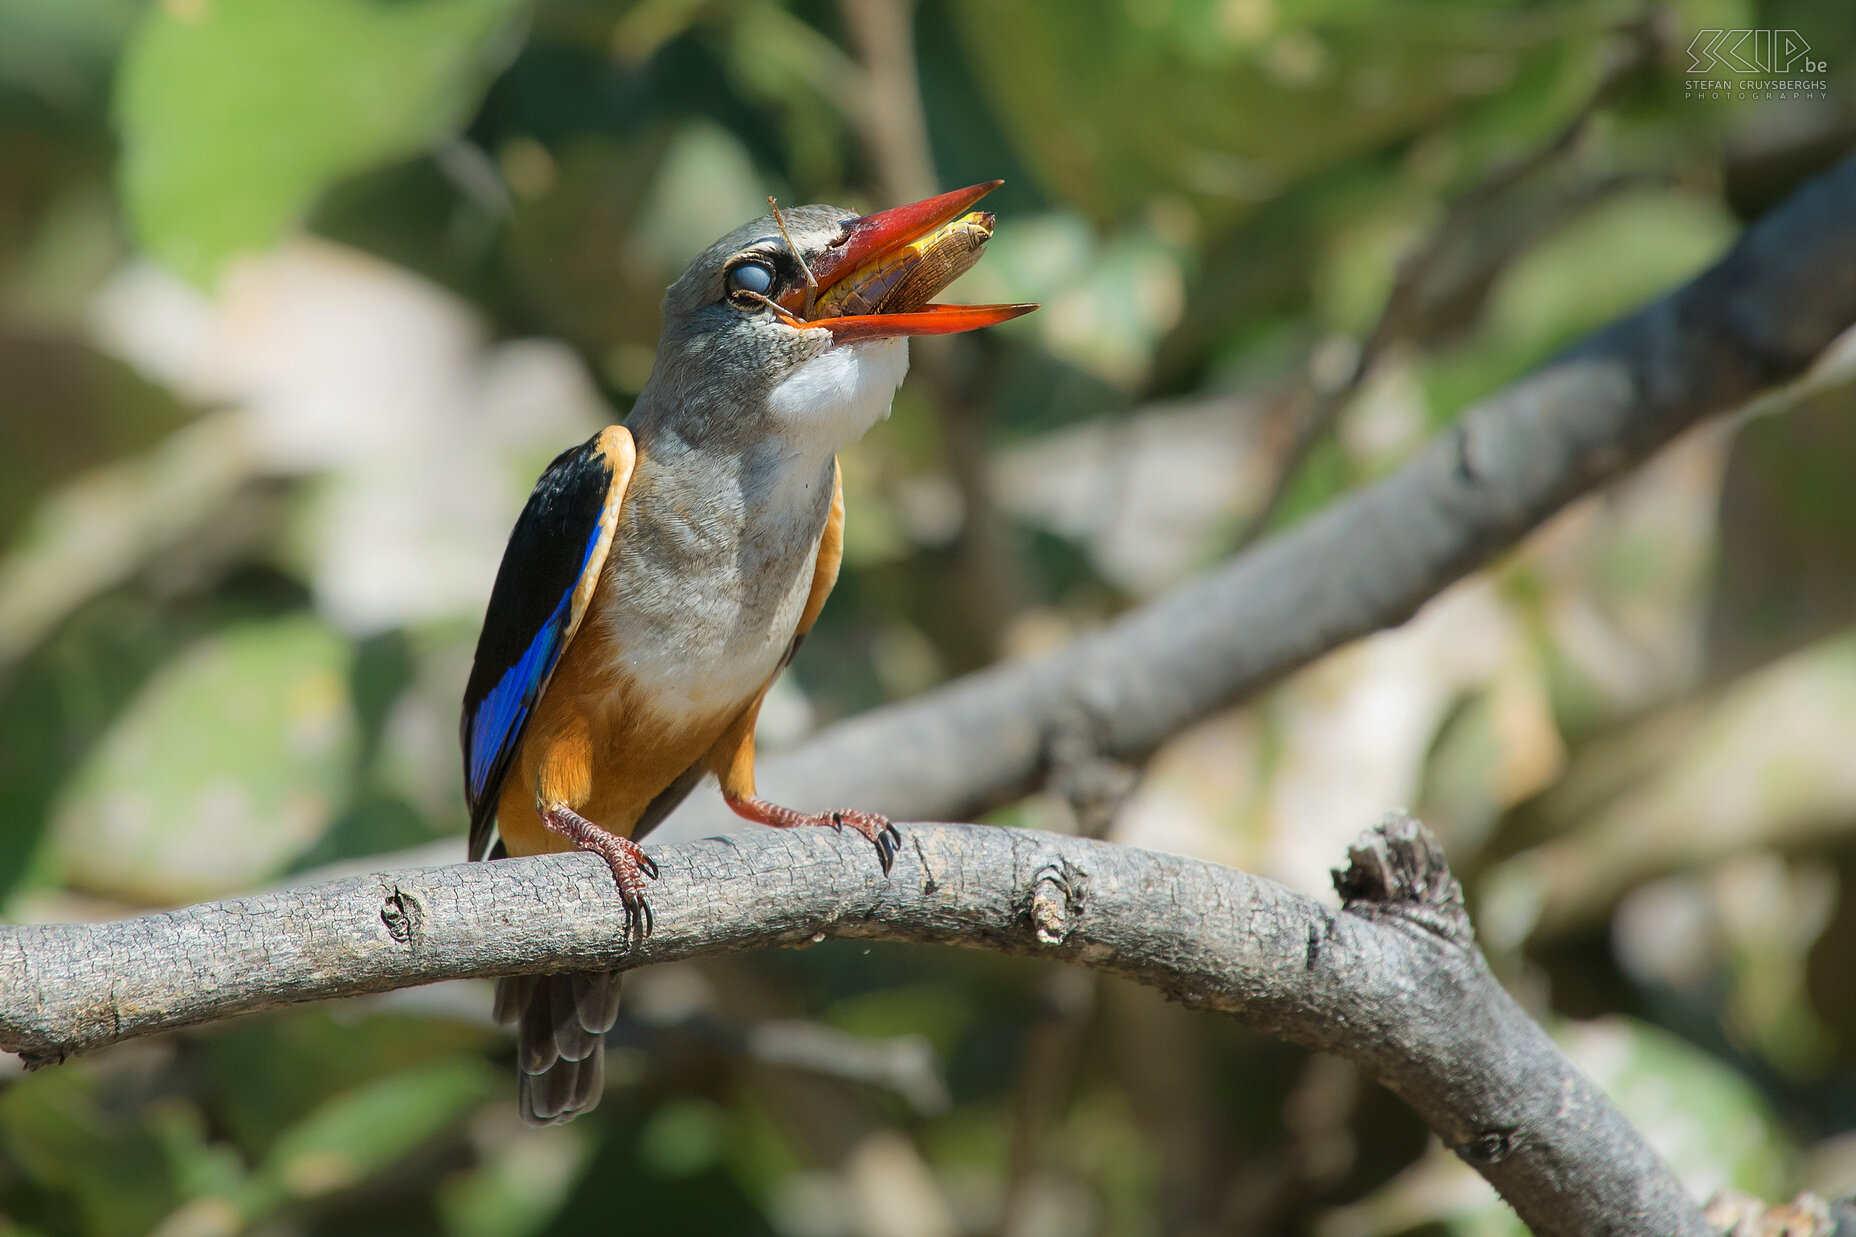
[814,302,1039,342]
[782,181,1038,341]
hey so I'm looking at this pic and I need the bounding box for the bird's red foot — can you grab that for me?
[539,804,659,935]
[726,796,901,874]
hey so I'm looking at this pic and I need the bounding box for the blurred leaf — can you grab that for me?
[1615,854,1839,1077]
[1708,378,1856,677]
[0,1064,178,1237]
[0,325,193,544]
[4,184,128,330]
[1561,1017,1790,1200]
[46,613,358,902]
[640,1098,727,1179]
[609,0,709,66]
[0,0,140,105]
[1423,187,1737,424]
[249,1057,493,1210]
[824,985,976,1063]
[116,0,523,283]
[146,1100,248,1210]
[287,791,439,872]
[1314,191,1433,337]
[540,1096,780,1237]
[1420,665,1566,858]
[0,413,252,667]
[713,0,855,188]
[372,627,479,833]
[503,131,671,357]
[0,590,237,906]
[437,1115,592,1237]
[205,1010,497,1156]
[966,211,1188,390]
[1482,187,1737,363]
[1484,632,1856,949]
[1055,1087,1159,1236]
[629,120,771,277]
[953,0,1616,230]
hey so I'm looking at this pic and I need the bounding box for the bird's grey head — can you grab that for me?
[635,203,908,454]
[628,183,1033,455]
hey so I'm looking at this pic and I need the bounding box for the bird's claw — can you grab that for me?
[726,796,901,875]
[827,809,901,874]
[539,804,659,937]
[593,839,660,936]
[594,836,658,938]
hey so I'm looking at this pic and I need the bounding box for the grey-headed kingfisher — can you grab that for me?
[460,182,1034,1124]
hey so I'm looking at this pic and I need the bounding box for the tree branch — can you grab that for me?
[0,815,1711,1237]
[661,151,1856,838]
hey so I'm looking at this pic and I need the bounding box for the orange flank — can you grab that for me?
[494,635,717,856]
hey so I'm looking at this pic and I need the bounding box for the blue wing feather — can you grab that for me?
[463,537,594,802]
[461,436,617,859]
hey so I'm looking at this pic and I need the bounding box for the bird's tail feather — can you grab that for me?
[496,970,623,1125]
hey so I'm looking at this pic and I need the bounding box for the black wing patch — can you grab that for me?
[461,433,617,860]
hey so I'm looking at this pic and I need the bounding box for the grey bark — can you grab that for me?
[0,815,1710,1237]
[660,150,1856,838]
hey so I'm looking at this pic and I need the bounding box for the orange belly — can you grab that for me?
[494,616,752,857]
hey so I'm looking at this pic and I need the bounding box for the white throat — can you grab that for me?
[765,337,909,453]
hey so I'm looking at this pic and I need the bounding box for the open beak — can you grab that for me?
[782,181,1038,342]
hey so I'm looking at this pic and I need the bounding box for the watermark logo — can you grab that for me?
[1686,29,1824,75]
[1684,29,1829,102]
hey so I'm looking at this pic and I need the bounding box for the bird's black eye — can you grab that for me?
[725,260,775,305]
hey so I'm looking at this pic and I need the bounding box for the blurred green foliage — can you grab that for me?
[2,0,1855,1234]
[118,0,523,282]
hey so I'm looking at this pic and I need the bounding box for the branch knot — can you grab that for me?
[1024,861,1086,946]
[1459,1127,1518,1166]
[380,886,423,946]
[1331,812,1469,943]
